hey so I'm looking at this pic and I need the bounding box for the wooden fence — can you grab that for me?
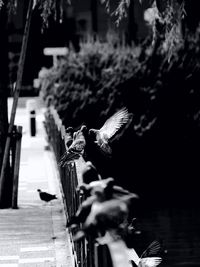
[44,106,113,267]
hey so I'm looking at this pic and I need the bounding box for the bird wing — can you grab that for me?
[98,108,130,140]
[69,127,87,153]
[64,133,73,148]
[58,151,80,166]
[138,257,162,267]
[58,130,86,166]
[69,139,86,154]
[139,241,162,267]
[140,240,161,258]
[40,192,56,201]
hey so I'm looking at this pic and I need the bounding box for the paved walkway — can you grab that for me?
[0,98,74,267]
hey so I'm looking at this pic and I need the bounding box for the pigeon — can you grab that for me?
[79,177,139,201]
[89,107,132,155]
[59,125,88,166]
[69,179,138,229]
[37,189,57,203]
[127,240,162,267]
[64,126,73,149]
[81,161,102,184]
[67,190,104,228]
[73,193,135,242]
[78,177,114,196]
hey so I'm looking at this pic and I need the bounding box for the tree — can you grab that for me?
[0,0,33,207]
[0,0,188,208]
[0,1,11,208]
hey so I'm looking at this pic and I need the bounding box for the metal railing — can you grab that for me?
[44,106,112,267]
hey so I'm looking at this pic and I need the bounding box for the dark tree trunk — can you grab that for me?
[91,0,98,35]
[127,0,137,45]
[0,2,12,208]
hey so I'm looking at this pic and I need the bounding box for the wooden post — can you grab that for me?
[12,126,22,209]
[0,0,33,205]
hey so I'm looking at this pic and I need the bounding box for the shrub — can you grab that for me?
[40,27,200,205]
[39,39,141,127]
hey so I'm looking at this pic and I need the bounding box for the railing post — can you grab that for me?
[12,126,22,209]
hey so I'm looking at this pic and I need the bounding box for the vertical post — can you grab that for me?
[0,0,33,205]
[26,99,37,136]
[11,126,17,180]
[0,0,10,208]
[12,126,22,209]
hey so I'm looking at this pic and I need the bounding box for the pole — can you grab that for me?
[12,126,23,209]
[0,0,34,205]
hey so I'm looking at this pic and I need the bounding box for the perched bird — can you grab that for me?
[37,189,57,203]
[64,126,73,149]
[89,107,132,155]
[69,178,138,229]
[79,177,139,201]
[59,125,88,166]
[67,189,104,228]
[78,177,114,196]
[81,161,102,184]
[73,193,135,242]
[67,196,95,227]
[127,240,162,267]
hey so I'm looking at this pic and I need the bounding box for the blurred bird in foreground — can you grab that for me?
[37,189,57,203]
[79,162,139,200]
[89,107,132,155]
[73,192,136,242]
[68,180,138,229]
[59,125,88,166]
[81,161,102,184]
[68,160,138,228]
[79,177,138,200]
[64,126,73,149]
[127,240,162,267]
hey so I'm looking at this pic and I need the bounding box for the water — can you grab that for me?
[133,206,200,266]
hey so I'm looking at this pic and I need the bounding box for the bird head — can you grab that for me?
[66,126,73,133]
[37,189,41,192]
[77,184,90,195]
[81,125,88,133]
[88,128,98,138]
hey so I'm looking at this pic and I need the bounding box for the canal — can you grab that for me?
[132,205,200,266]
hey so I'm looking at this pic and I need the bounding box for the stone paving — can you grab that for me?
[0,98,74,267]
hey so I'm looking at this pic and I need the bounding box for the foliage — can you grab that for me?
[40,26,200,203]
[100,0,130,26]
[40,26,200,132]
[0,0,187,61]
[40,38,141,127]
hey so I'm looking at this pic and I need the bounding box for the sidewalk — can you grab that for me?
[0,97,74,267]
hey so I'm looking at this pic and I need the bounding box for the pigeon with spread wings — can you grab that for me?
[59,125,87,167]
[89,107,132,155]
[127,240,162,267]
